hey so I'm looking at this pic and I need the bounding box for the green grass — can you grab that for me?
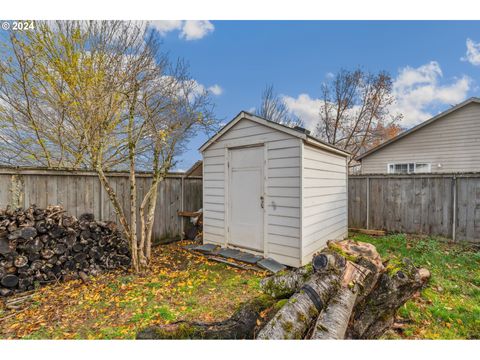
[3,236,478,339]
[351,233,480,339]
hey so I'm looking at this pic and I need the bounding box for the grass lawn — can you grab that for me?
[351,233,480,339]
[0,241,265,339]
[1,235,478,339]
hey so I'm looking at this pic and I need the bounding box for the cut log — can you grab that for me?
[312,252,346,272]
[14,255,28,268]
[310,261,370,339]
[79,213,95,222]
[327,240,384,303]
[347,259,430,339]
[256,269,344,339]
[259,266,313,299]
[1,274,19,288]
[1,205,130,297]
[20,227,37,239]
[137,296,276,339]
[0,237,11,254]
[260,252,344,300]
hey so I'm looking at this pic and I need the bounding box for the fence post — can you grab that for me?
[452,175,457,242]
[366,176,370,229]
[180,176,185,240]
[99,179,104,221]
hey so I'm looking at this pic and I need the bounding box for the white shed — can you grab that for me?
[199,112,350,267]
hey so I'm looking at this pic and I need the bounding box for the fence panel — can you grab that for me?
[0,168,202,242]
[348,174,478,242]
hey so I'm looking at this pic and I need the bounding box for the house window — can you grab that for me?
[388,163,431,174]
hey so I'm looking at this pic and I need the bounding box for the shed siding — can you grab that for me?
[301,144,348,264]
[202,118,302,267]
[361,102,480,174]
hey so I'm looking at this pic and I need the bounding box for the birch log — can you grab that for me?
[259,265,313,299]
[347,259,430,339]
[256,257,345,340]
[311,261,370,339]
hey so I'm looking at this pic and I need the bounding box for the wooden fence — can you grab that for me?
[348,174,480,242]
[0,167,202,242]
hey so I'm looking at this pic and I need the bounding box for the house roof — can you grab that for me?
[356,97,480,161]
[184,160,203,177]
[199,111,350,157]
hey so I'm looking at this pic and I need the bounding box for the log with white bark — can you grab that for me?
[259,265,313,299]
[136,239,430,340]
[310,261,369,339]
[256,253,345,340]
[257,240,429,340]
[347,258,431,339]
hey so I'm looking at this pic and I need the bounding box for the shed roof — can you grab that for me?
[356,97,480,161]
[199,111,350,157]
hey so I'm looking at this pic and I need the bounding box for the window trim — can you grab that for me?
[387,163,431,174]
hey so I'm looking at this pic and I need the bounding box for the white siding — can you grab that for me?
[203,116,348,268]
[361,102,480,174]
[301,144,348,265]
[202,118,302,267]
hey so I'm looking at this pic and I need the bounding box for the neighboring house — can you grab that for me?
[200,111,350,267]
[357,97,480,174]
[184,160,203,177]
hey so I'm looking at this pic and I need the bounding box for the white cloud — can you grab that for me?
[391,61,471,126]
[149,20,214,41]
[462,38,480,66]
[149,20,183,35]
[186,80,223,100]
[180,21,214,41]
[207,84,223,96]
[282,94,322,131]
[282,61,471,130]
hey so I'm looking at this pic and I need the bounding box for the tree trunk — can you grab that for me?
[257,240,429,340]
[144,176,161,261]
[310,261,369,339]
[135,240,430,340]
[95,166,136,271]
[347,259,430,339]
[256,255,345,340]
[259,265,313,299]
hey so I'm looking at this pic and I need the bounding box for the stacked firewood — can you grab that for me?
[0,205,130,297]
[137,240,430,340]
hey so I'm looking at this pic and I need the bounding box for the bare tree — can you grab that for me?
[0,21,216,272]
[315,69,402,163]
[256,85,303,128]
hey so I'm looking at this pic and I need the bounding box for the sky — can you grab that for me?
[151,20,480,171]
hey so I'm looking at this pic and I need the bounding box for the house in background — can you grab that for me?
[184,160,203,177]
[357,97,480,174]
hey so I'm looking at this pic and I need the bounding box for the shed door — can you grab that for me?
[228,146,264,251]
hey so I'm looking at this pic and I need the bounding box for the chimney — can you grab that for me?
[293,126,311,135]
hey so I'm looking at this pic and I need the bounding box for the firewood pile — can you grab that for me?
[0,205,130,297]
[137,240,430,340]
